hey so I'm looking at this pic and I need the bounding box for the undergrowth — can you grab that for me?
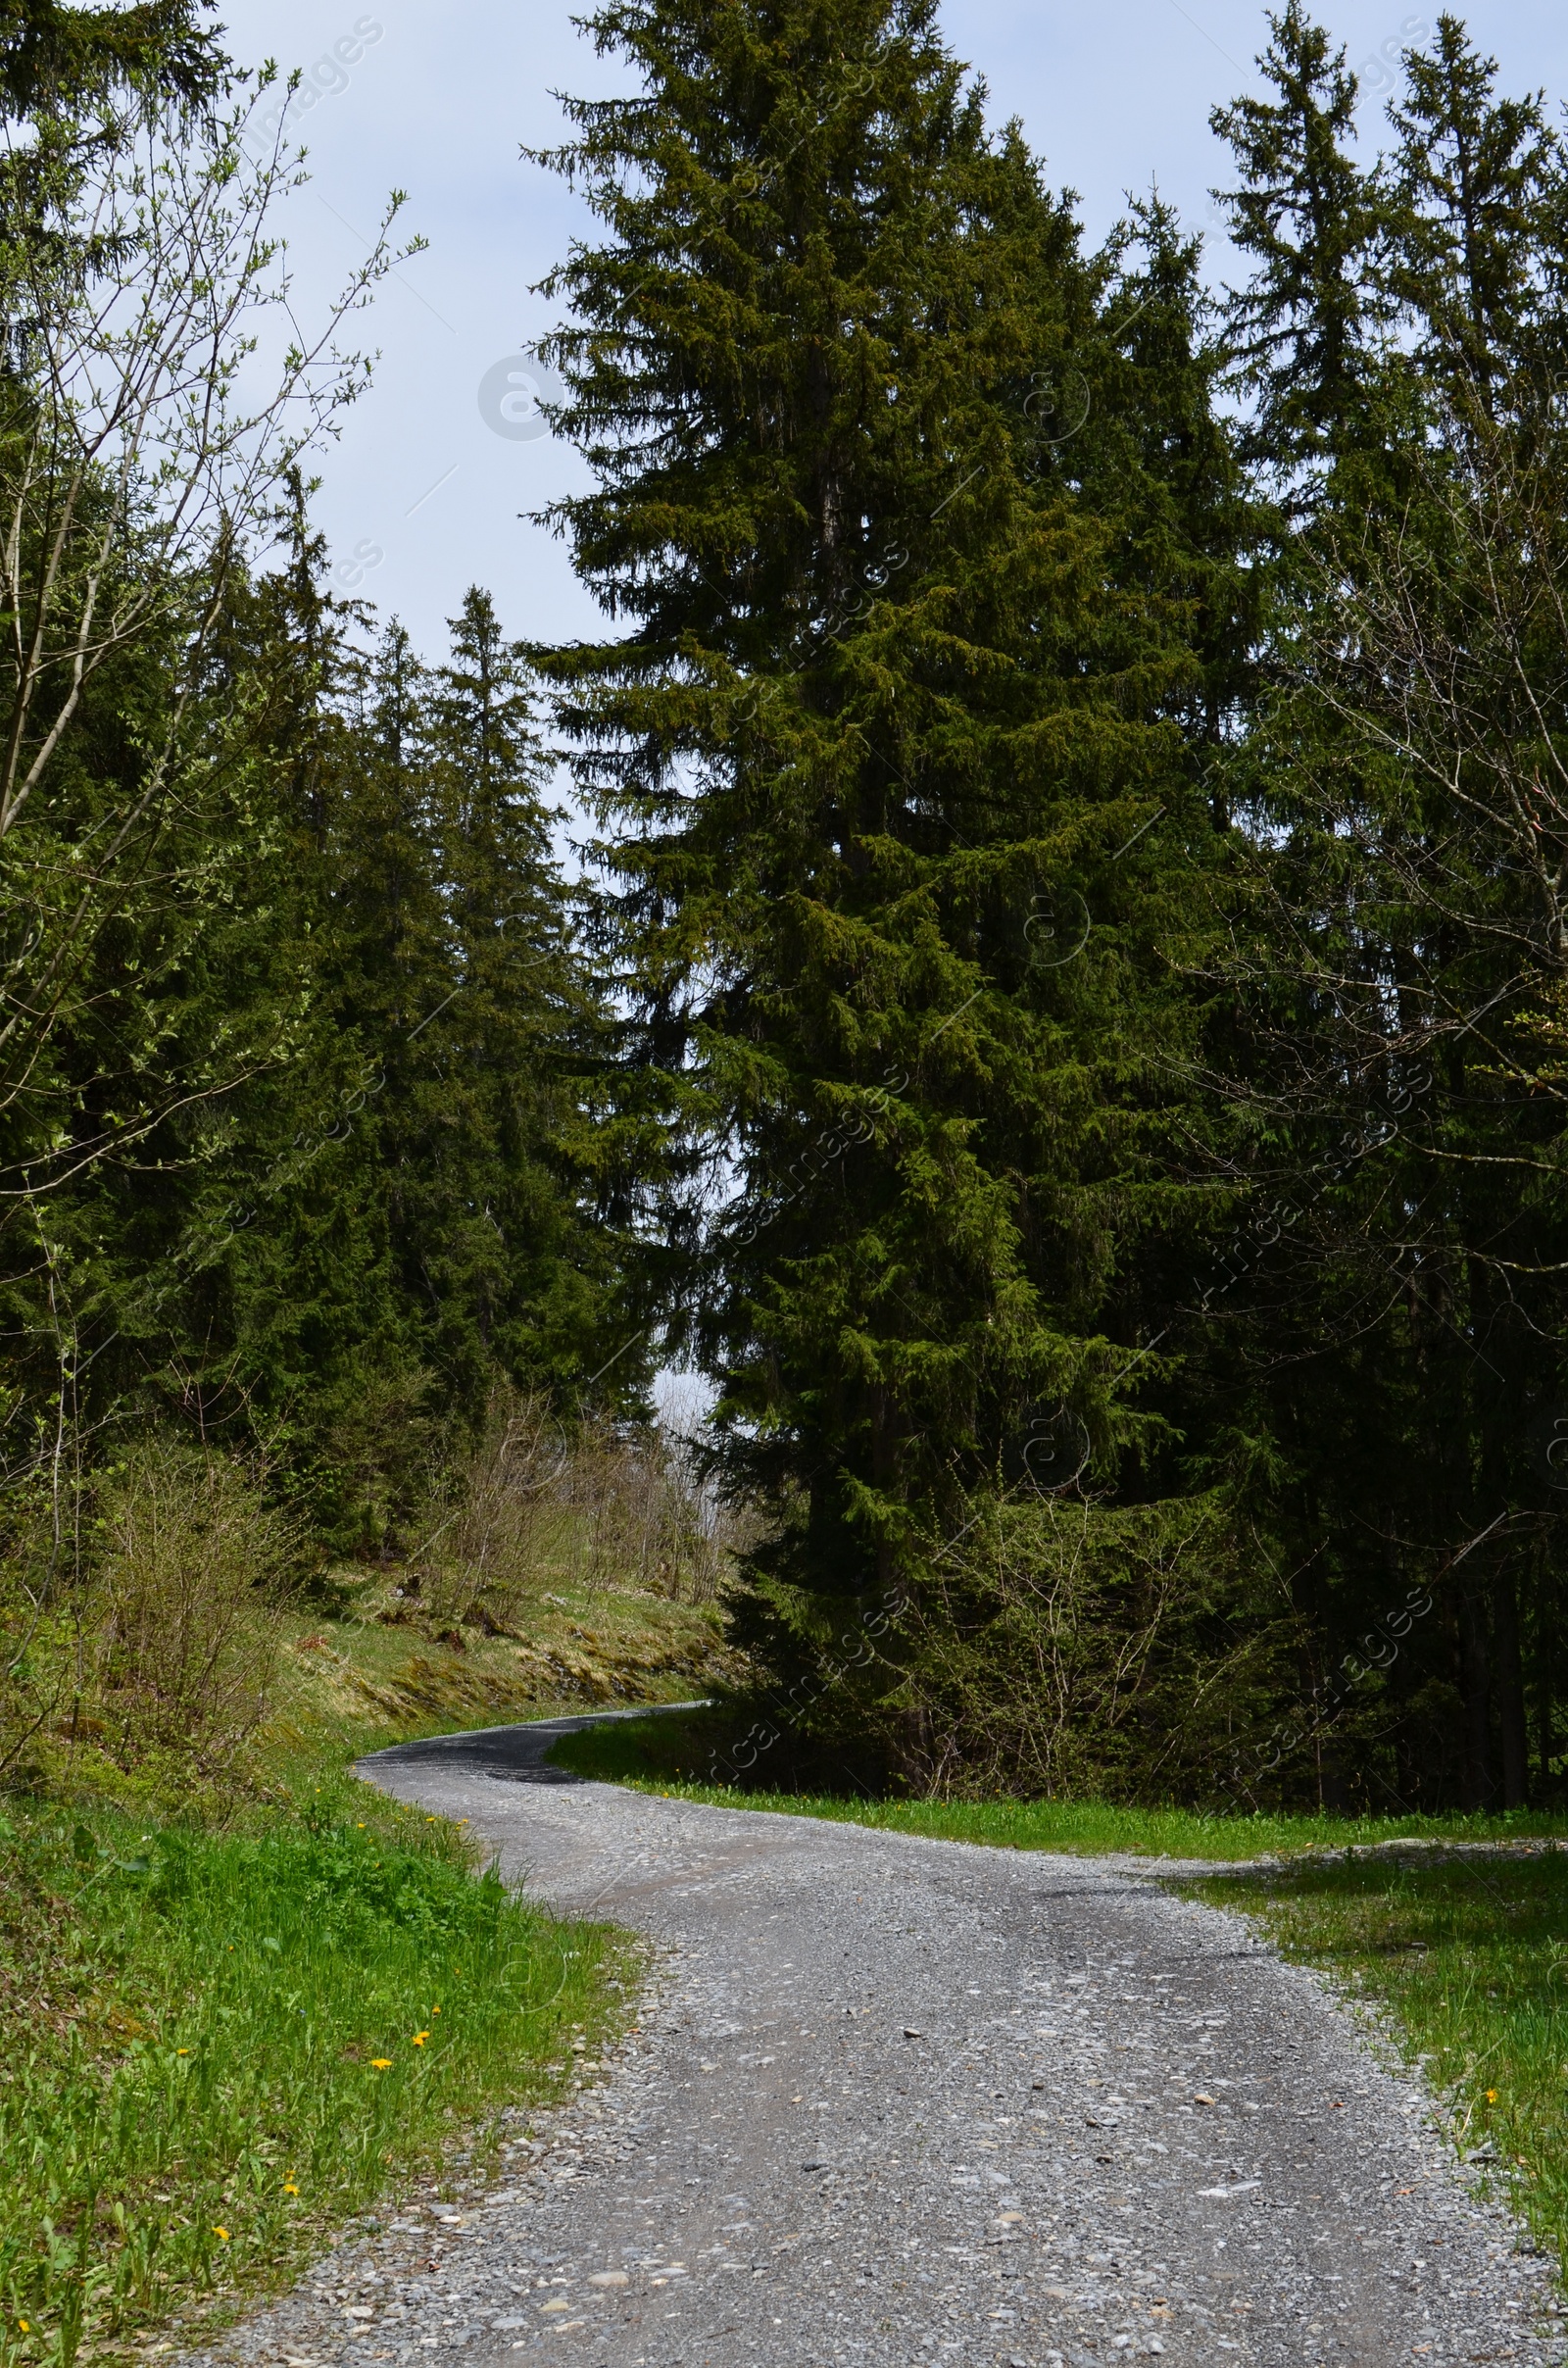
[0,1418,729,2368]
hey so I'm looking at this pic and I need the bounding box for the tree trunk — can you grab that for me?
[1537,1549,1556,1800]
[1459,1580,1493,1808]
[1492,1561,1528,1807]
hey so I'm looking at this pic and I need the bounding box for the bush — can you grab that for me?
[411,1383,736,1630]
[0,1440,298,1805]
[887,1493,1303,1802]
[89,1442,296,1764]
[416,1387,567,1632]
[722,1489,1321,1806]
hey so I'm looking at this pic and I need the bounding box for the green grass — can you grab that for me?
[1185,1850,1568,2265]
[0,1776,623,2368]
[549,1711,1568,1858]
[0,1565,734,2368]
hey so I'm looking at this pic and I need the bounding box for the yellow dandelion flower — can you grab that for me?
[214,2227,229,2242]
[370,2058,393,2070]
[411,2031,430,2046]
[20,2321,29,2333]
[1487,2088,1499,2102]
[283,2184,300,2195]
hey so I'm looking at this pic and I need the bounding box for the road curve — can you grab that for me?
[206,1716,1565,2368]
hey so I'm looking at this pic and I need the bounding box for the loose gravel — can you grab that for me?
[184,1716,1567,2368]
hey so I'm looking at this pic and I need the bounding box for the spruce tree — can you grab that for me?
[1385,15,1559,404]
[1201,11,1568,1808]
[238,577,647,1544]
[532,0,1238,1764]
[1210,2,1386,492]
[0,0,221,122]
[419,588,637,1404]
[22,542,646,1552]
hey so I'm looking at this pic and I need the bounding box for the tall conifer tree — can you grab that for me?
[1206,9,1568,1808]
[1386,17,1559,402]
[419,589,635,1400]
[532,0,1241,1751]
[1210,2,1385,491]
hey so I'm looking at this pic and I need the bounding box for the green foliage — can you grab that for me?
[0,6,632,1565]
[882,1494,1299,1801]
[514,0,1568,1815]
[1384,16,1562,400]
[1192,7,1568,1813]
[1,517,641,1554]
[0,0,223,123]
[1210,1,1386,480]
[19,0,1568,1823]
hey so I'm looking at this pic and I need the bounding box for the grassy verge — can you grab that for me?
[548,1710,1568,1858]
[1183,1850,1568,2265]
[0,1459,735,2368]
[0,1766,626,2368]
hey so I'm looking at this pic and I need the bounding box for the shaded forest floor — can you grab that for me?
[547,1706,1568,1859]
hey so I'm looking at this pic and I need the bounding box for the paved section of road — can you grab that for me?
[194,1715,1565,2368]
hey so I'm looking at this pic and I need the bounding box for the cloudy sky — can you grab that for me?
[218,0,1564,664]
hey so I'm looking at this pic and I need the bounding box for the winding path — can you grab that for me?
[205,1716,1565,2368]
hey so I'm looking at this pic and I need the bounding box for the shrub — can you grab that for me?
[885,1493,1302,1801]
[730,1490,1318,1805]
[413,1384,737,1626]
[88,1442,296,1767]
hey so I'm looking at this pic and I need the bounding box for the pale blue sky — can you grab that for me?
[219,0,1562,659]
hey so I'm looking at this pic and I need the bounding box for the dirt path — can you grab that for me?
[199,1717,1565,2368]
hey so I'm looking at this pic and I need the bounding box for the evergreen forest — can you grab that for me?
[7,0,1568,1817]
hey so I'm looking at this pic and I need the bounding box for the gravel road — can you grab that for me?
[196,1715,1565,2368]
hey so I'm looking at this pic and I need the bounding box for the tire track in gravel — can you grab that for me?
[188,1715,1567,2368]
